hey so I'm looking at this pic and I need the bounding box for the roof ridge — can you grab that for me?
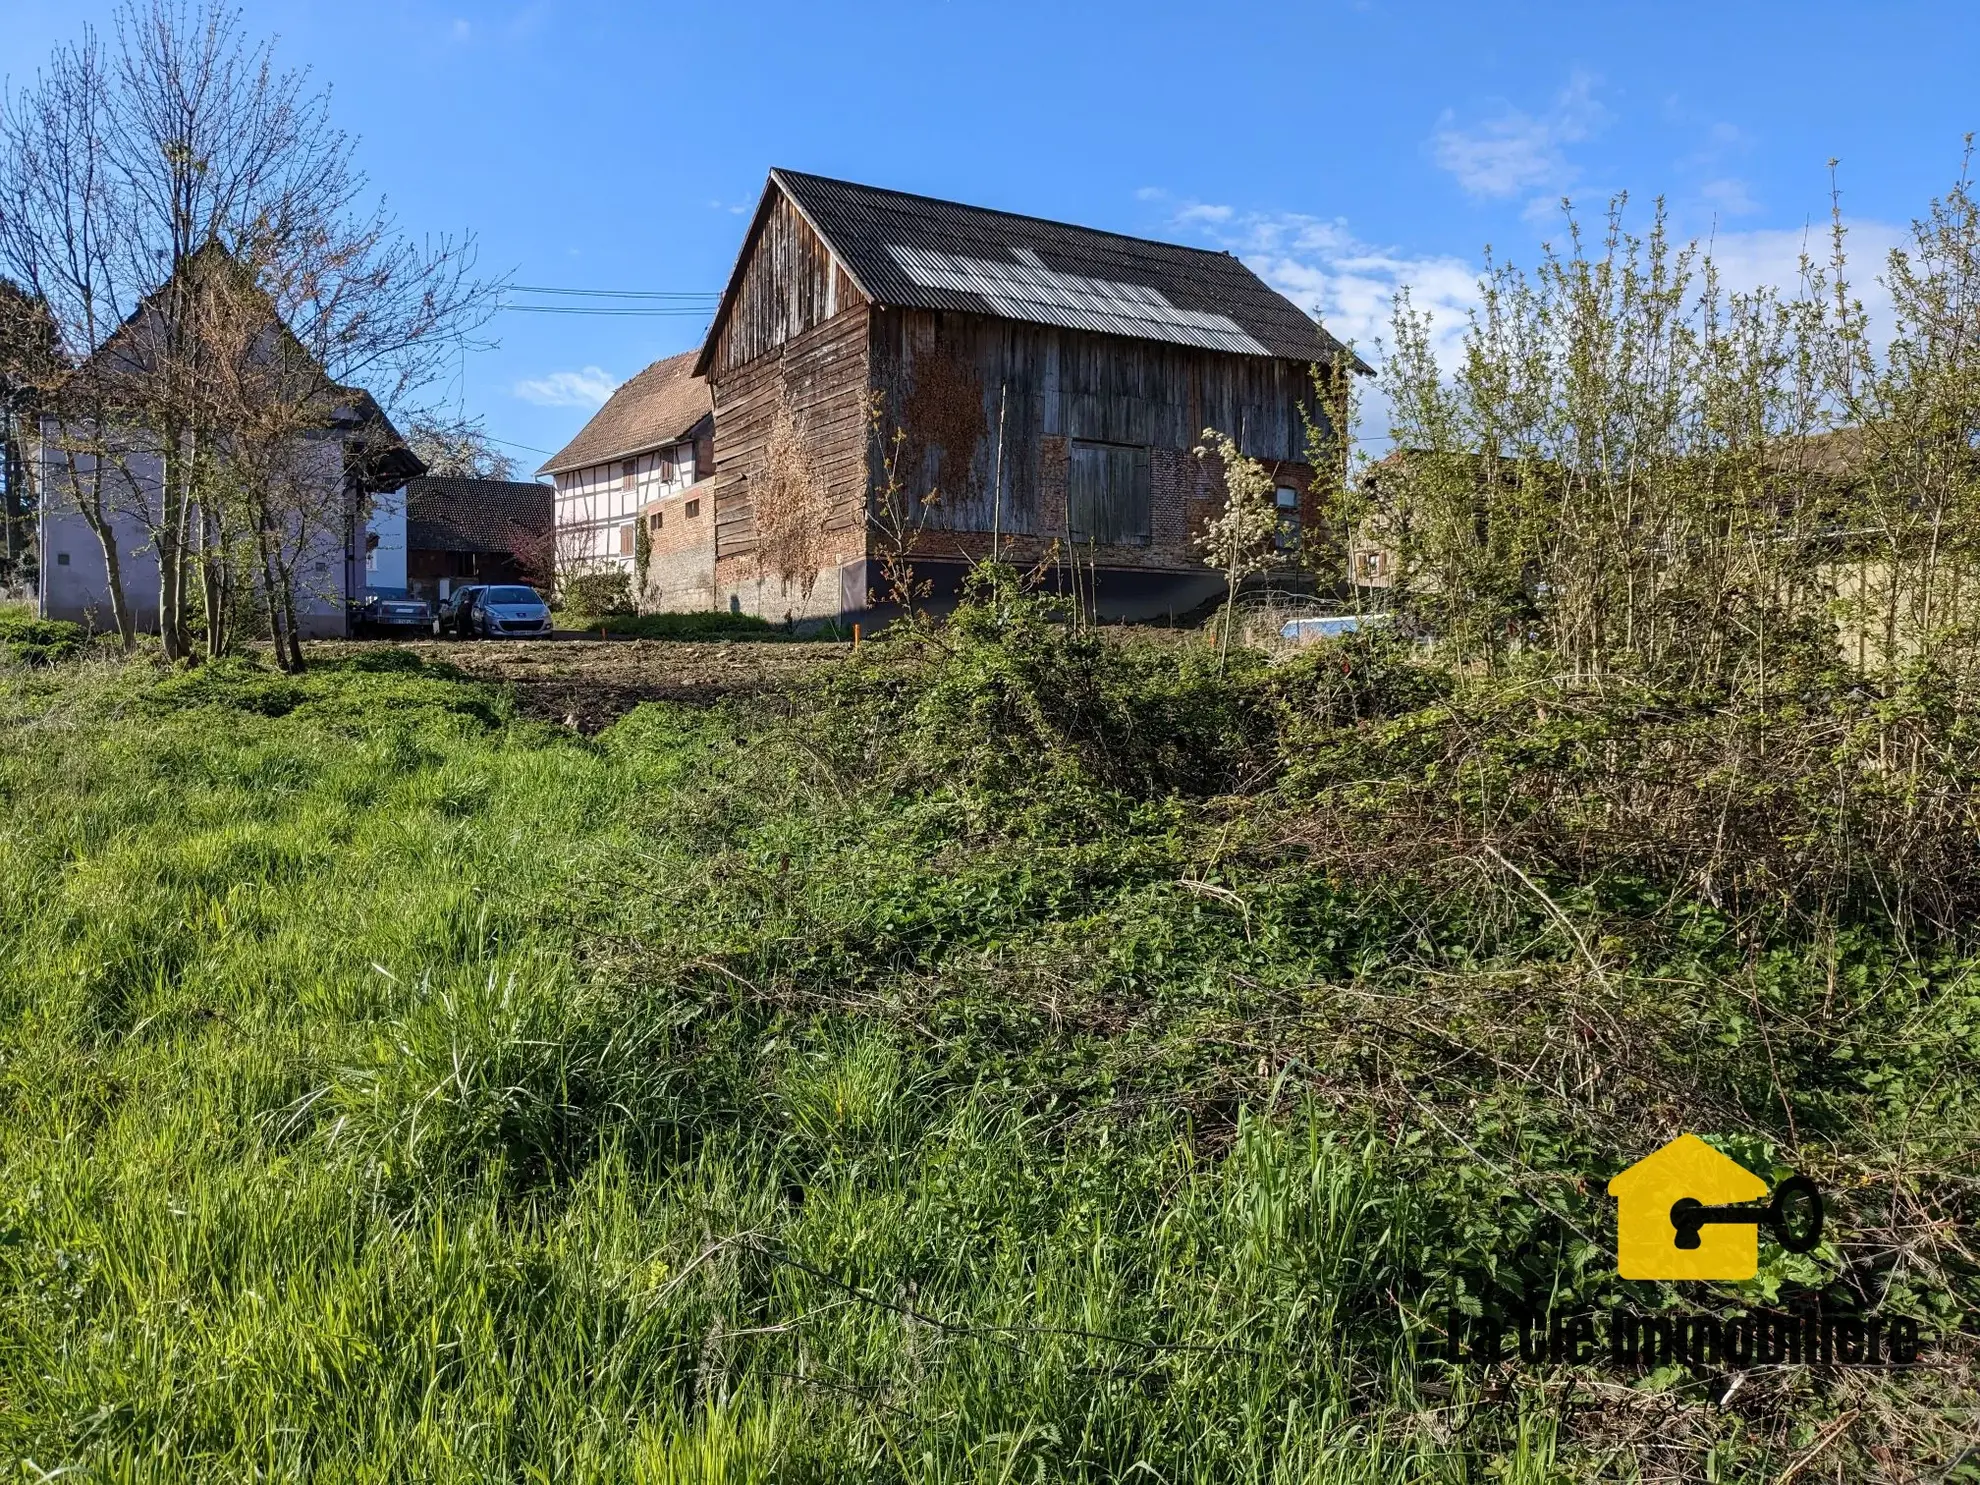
[770,167,1242,263]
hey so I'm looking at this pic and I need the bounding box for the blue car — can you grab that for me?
[1279,613,1393,643]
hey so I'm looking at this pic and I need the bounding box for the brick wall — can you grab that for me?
[638,481,716,610]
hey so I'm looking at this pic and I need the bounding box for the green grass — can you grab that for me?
[0,602,1972,1482]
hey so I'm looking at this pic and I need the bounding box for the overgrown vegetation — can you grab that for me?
[1,579,1972,1481]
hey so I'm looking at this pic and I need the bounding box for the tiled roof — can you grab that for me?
[536,351,712,476]
[406,476,553,554]
[733,169,1365,367]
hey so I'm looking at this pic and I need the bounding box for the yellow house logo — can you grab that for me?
[1608,1135,1824,1280]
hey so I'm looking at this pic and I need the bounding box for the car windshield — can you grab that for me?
[484,587,542,605]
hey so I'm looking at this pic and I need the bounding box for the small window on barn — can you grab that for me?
[649,511,663,532]
[619,522,635,555]
[621,459,636,490]
[56,552,71,566]
[1274,486,1301,552]
[1067,441,1152,546]
[685,498,701,519]
[694,431,713,481]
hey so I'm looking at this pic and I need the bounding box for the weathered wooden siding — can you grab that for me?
[709,191,867,375]
[709,302,871,561]
[870,309,1324,539]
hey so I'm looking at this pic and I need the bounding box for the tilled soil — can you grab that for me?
[317,637,852,731]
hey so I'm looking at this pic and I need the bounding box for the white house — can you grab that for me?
[364,485,409,594]
[39,402,418,638]
[538,350,714,606]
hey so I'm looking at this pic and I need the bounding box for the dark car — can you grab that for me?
[354,592,433,638]
[468,584,552,638]
[438,584,487,637]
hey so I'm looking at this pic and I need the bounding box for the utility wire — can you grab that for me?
[509,285,718,300]
[501,305,713,316]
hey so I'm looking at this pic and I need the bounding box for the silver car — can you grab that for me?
[468,584,552,638]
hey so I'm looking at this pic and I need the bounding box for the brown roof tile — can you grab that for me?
[536,351,712,477]
[406,476,553,554]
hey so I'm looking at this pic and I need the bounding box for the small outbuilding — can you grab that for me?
[388,475,554,605]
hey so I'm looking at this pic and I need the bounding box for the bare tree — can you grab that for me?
[0,279,63,587]
[0,29,148,646]
[0,2,495,663]
[403,414,518,481]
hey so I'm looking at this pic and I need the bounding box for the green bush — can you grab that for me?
[853,566,1274,805]
[0,609,86,666]
[558,568,634,616]
[0,591,1969,1481]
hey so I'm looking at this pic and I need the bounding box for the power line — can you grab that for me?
[501,305,713,316]
[481,433,556,456]
[509,285,718,300]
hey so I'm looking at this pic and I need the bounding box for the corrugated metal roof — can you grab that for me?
[763,169,1364,367]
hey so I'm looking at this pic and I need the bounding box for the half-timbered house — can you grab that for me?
[538,350,715,609]
[693,169,1368,622]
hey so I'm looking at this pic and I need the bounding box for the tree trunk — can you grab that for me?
[280,563,306,672]
[156,426,192,661]
[61,451,136,651]
[199,502,228,657]
[255,523,293,671]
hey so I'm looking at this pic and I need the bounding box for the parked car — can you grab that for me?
[437,584,487,637]
[468,584,552,639]
[1279,613,1393,643]
[353,591,433,638]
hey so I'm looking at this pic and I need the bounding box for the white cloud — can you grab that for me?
[1162,202,1481,368]
[513,366,617,408]
[1700,177,1760,218]
[1431,71,1608,201]
[1157,190,1914,451]
[448,17,471,41]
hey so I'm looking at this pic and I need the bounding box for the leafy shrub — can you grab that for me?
[1269,626,1453,729]
[559,569,634,617]
[0,610,85,666]
[875,567,1273,803]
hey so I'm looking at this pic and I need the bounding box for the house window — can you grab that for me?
[649,511,664,532]
[685,498,701,518]
[1356,550,1388,581]
[1067,441,1152,546]
[1274,486,1301,552]
[621,459,636,491]
[619,522,635,555]
[56,552,70,566]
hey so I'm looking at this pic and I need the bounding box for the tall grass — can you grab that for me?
[0,625,1970,1481]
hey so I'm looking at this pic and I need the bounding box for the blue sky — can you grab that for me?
[9,0,1979,469]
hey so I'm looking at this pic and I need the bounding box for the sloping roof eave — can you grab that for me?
[537,409,710,478]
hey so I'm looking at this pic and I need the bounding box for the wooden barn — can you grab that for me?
[694,169,1367,622]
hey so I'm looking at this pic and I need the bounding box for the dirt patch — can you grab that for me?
[316,637,852,731]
